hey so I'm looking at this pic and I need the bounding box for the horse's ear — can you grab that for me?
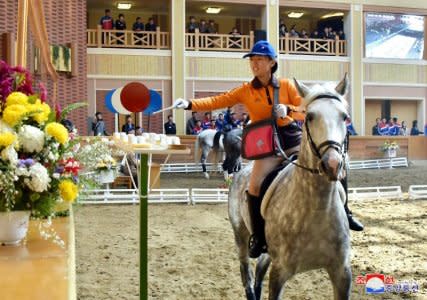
[335,73,349,96]
[293,78,310,98]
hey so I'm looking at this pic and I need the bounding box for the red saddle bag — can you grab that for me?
[242,118,277,160]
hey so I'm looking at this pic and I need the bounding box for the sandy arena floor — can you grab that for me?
[75,161,427,299]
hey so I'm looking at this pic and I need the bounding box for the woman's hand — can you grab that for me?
[173,98,190,109]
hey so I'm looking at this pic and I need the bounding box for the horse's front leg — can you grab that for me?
[254,254,271,300]
[327,263,352,300]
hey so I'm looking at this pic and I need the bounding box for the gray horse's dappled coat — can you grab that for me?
[228,75,352,300]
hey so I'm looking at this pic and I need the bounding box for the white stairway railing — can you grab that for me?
[408,185,427,200]
[348,186,403,201]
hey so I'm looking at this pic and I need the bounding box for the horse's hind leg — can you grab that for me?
[268,264,293,300]
[327,264,352,300]
[254,254,271,300]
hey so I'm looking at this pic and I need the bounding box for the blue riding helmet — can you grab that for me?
[243,40,278,73]
[243,40,277,59]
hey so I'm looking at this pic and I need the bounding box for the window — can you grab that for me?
[365,12,424,59]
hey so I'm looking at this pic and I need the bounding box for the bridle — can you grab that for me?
[276,93,347,175]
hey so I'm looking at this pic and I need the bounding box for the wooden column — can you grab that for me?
[16,0,29,67]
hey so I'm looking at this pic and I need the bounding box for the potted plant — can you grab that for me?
[380,140,399,158]
[0,60,81,245]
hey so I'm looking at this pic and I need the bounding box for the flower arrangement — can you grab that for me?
[0,60,82,217]
[75,137,120,173]
[380,140,399,152]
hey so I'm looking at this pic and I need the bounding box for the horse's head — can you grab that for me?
[294,74,350,181]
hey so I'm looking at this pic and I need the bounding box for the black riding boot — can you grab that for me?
[247,192,267,258]
[341,176,364,231]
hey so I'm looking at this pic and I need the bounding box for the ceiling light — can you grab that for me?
[321,12,344,19]
[288,12,304,19]
[206,7,221,14]
[117,3,131,10]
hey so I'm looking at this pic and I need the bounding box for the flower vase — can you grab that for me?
[98,169,115,184]
[387,148,397,158]
[0,211,31,245]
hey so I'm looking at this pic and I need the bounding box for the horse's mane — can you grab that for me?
[302,82,349,111]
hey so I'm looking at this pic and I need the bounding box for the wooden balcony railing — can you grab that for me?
[185,29,254,51]
[87,25,170,49]
[279,34,347,56]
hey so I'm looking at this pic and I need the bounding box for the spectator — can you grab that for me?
[186,111,197,134]
[135,126,143,136]
[388,117,401,136]
[210,119,216,130]
[122,115,135,133]
[279,20,287,37]
[100,9,114,30]
[328,27,334,39]
[132,17,144,45]
[164,114,176,135]
[310,29,320,39]
[229,112,241,128]
[207,20,217,34]
[300,29,309,39]
[145,18,156,31]
[202,112,211,129]
[338,30,346,40]
[290,26,299,38]
[410,120,422,135]
[192,120,203,135]
[229,27,242,48]
[187,16,198,33]
[115,14,126,45]
[345,117,357,135]
[321,27,329,39]
[224,107,232,124]
[379,118,388,128]
[372,118,381,135]
[241,112,250,128]
[92,112,108,136]
[399,120,408,136]
[215,113,226,131]
[199,19,209,33]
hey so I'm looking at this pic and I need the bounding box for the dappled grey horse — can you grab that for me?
[195,128,242,179]
[228,76,352,300]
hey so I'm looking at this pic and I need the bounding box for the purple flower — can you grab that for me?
[18,158,35,168]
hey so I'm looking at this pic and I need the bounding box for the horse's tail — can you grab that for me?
[194,135,200,164]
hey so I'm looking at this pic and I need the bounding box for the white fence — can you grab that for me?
[408,185,427,200]
[191,188,228,204]
[159,157,408,173]
[148,189,190,204]
[348,186,403,201]
[79,189,139,204]
[348,157,408,170]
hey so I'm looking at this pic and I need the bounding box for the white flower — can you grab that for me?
[52,173,60,179]
[1,146,18,165]
[19,125,45,153]
[26,163,51,192]
[16,166,29,177]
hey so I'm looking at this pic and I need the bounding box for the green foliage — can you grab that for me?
[61,102,87,120]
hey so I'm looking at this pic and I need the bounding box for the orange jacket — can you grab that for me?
[189,77,304,127]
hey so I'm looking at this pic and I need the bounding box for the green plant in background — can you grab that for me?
[62,46,70,71]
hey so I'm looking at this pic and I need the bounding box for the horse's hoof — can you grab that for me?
[204,172,210,179]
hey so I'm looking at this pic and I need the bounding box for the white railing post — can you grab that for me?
[195,28,200,51]
[97,25,102,48]
[156,26,161,49]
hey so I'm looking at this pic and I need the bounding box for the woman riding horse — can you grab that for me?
[173,40,363,258]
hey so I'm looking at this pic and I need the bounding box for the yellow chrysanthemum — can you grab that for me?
[59,180,78,203]
[45,122,69,145]
[28,100,51,124]
[5,92,28,107]
[0,132,17,148]
[2,104,28,126]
